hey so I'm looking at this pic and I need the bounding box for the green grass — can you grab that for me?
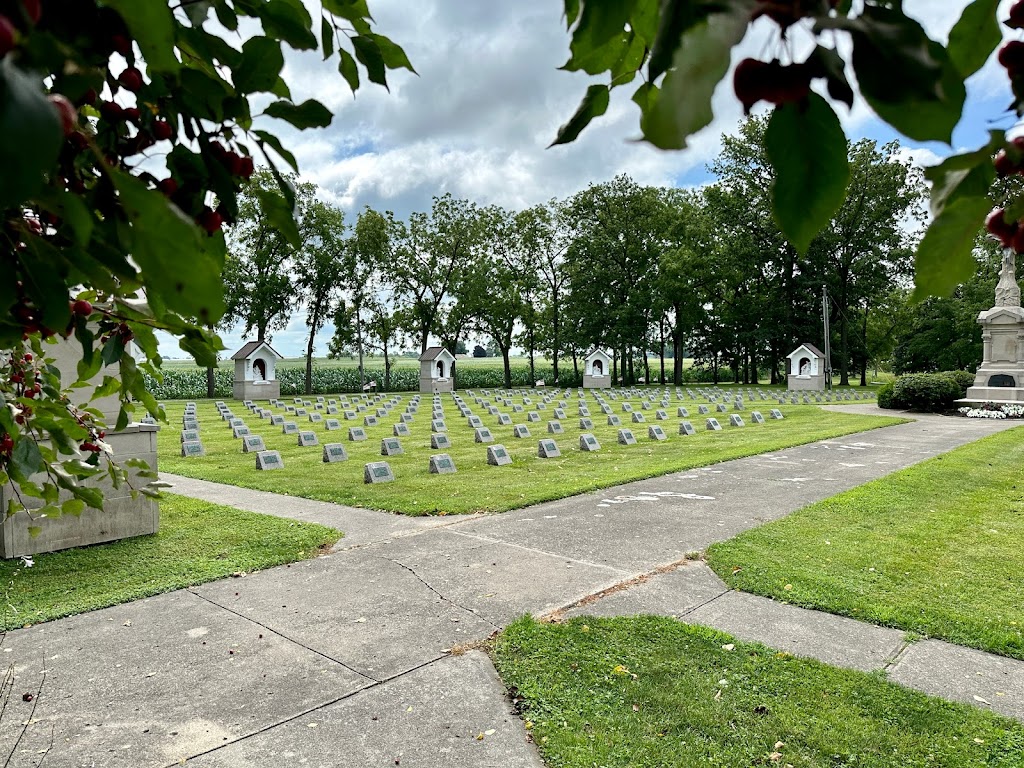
[707,426,1024,660]
[157,393,903,515]
[494,615,1024,768]
[0,494,340,630]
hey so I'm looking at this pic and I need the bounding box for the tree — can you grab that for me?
[554,0,1011,298]
[295,200,347,395]
[0,1,409,521]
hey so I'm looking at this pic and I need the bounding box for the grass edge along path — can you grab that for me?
[159,403,906,515]
[0,493,341,630]
[708,425,1024,661]
[494,615,1024,768]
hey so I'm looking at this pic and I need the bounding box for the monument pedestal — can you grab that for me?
[787,373,826,391]
[963,306,1024,403]
[233,378,281,401]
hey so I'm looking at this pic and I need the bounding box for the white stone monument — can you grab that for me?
[232,340,283,401]
[418,346,456,393]
[583,349,612,389]
[786,343,827,391]
[965,250,1024,402]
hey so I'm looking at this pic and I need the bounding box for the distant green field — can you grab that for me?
[159,355,552,371]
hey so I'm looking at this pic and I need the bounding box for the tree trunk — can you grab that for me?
[528,328,536,383]
[304,332,315,395]
[501,346,512,388]
[356,310,365,391]
[860,304,869,387]
[659,316,666,385]
[612,350,618,384]
[384,346,392,391]
[206,366,215,398]
[551,302,560,383]
[572,349,579,379]
[839,308,850,386]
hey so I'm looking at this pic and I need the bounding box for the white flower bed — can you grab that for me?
[958,404,1024,419]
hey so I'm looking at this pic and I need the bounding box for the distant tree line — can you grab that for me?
[219,117,998,395]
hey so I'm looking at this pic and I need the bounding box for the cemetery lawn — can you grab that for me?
[157,401,903,515]
[707,425,1024,660]
[493,615,1024,768]
[0,494,339,630]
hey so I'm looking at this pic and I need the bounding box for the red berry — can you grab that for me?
[197,207,222,235]
[0,15,16,57]
[71,299,93,316]
[80,88,98,106]
[111,34,132,56]
[10,373,23,384]
[152,119,173,141]
[734,58,771,115]
[238,155,255,179]
[68,130,89,151]
[118,66,143,92]
[21,0,41,25]
[123,107,141,124]
[1007,0,1024,29]
[48,94,78,136]
[0,435,13,454]
[999,41,1024,75]
[986,208,1017,247]
[995,149,1017,177]
[100,101,124,122]
[156,177,178,196]
[23,353,31,362]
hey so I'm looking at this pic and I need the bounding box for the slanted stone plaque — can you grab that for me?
[401,413,414,423]
[393,423,411,437]
[697,405,710,415]
[621,403,633,412]
[526,412,540,423]
[256,450,284,470]
[430,433,452,449]
[607,414,621,426]
[381,437,404,456]
[326,406,339,415]
[344,410,357,420]
[321,443,348,463]
[679,421,697,436]
[751,411,766,424]
[729,414,745,427]
[537,439,561,458]
[655,410,668,420]
[648,425,667,441]
[348,427,367,441]
[180,429,199,443]
[547,420,563,434]
[512,404,524,413]
[487,444,512,466]
[770,409,785,420]
[228,417,245,428]
[271,415,285,426]
[298,430,319,447]
[553,408,566,419]
[579,418,594,430]
[242,435,266,453]
[706,418,723,431]
[467,416,482,429]
[376,408,388,418]
[429,453,457,474]
[617,429,637,446]
[580,433,600,451]
[631,412,646,423]
[232,425,251,438]
[181,440,205,457]
[364,461,395,483]
[513,424,531,438]
[309,412,323,423]
[282,421,299,434]
[364,415,379,427]
[325,418,342,431]
[497,413,512,426]
[474,427,495,444]
[716,403,728,413]
[578,406,591,417]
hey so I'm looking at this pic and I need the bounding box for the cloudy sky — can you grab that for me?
[162,0,1017,359]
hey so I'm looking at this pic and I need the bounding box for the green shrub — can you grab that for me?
[876,381,895,409]
[937,369,975,398]
[890,373,962,412]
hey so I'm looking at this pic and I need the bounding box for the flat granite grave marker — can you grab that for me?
[298,430,319,447]
[487,444,512,466]
[580,433,600,451]
[553,408,566,419]
[181,440,205,457]
[621,403,633,412]
[364,461,395,483]
[325,418,342,431]
[256,450,283,470]
[729,414,745,427]
[648,425,667,441]
[180,429,199,443]
[617,429,637,445]
[467,416,482,428]
[526,412,540,423]
[381,437,403,456]
[677,407,689,418]
[537,439,561,458]
[706,418,722,431]
[497,414,512,426]
[716,403,728,413]
[271,415,285,426]
[232,425,251,438]
[513,424,531,438]
[770,409,785,420]
[401,413,414,423]
[348,427,367,441]
[282,421,299,434]
[474,427,495,444]
[607,414,621,426]
[344,411,357,420]
[431,433,452,449]
[547,420,563,434]
[631,412,646,423]
[229,417,245,428]
[579,418,594,429]
[698,405,710,415]
[393,423,411,437]
[309,412,323,423]
[679,421,696,436]
[364,415,379,427]
[578,406,591,417]
[655,410,668,420]
[242,435,266,453]
[429,453,457,474]
[751,411,766,424]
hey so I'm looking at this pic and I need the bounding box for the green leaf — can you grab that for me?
[27,526,42,538]
[351,35,387,87]
[338,48,360,92]
[321,16,335,60]
[647,0,719,82]
[111,170,226,325]
[912,196,992,300]
[264,99,333,129]
[254,129,299,172]
[765,94,851,254]
[256,187,302,248]
[20,237,73,332]
[923,130,1002,218]
[257,0,317,51]
[641,9,748,150]
[235,37,285,94]
[550,84,610,147]
[948,0,1001,79]
[370,33,415,73]
[62,498,86,517]
[0,59,63,208]
[10,438,44,480]
[101,0,180,73]
[566,0,637,72]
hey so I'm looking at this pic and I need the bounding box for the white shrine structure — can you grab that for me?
[964,249,1024,402]
[232,340,283,400]
[583,349,612,389]
[786,343,827,391]
[418,346,456,393]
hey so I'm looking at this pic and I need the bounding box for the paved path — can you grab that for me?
[3,409,1023,767]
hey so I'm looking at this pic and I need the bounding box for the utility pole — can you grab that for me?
[821,284,832,391]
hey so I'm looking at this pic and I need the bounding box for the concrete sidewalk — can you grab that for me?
[3,410,1022,767]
